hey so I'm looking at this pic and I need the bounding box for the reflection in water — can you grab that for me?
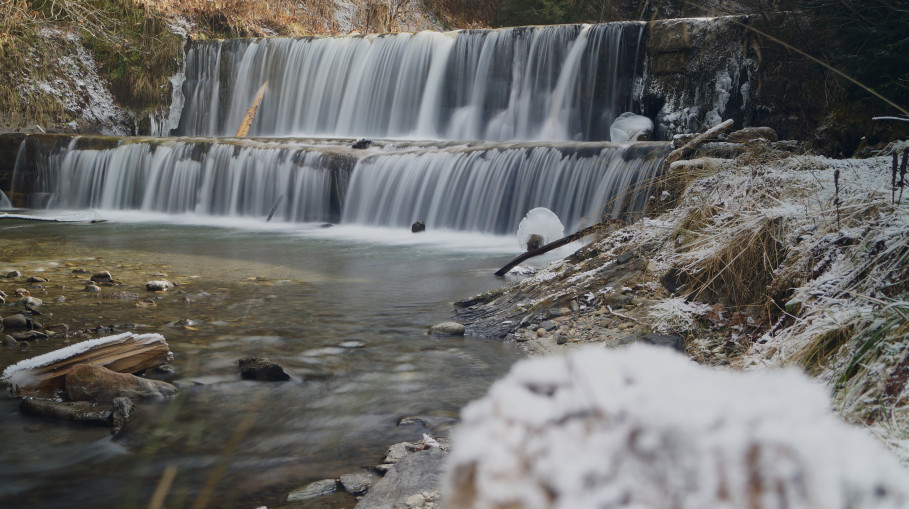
[0,220,524,508]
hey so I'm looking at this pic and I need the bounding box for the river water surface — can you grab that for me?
[0,217,526,508]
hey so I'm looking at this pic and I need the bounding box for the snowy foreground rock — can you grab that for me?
[445,345,909,509]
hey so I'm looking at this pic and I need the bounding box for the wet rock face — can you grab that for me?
[237,357,291,381]
[65,364,177,403]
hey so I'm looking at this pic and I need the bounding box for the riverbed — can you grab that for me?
[0,217,525,508]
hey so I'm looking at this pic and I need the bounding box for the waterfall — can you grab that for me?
[343,144,665,234]
[17,136,668,233]
[176,23,644,141]
[19,137,351,223]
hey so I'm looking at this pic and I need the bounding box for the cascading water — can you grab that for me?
[176,23,644,141]
[17,137,351,223]
[343,144,665,234]
[11,21,665,237]
[17,136,668,233]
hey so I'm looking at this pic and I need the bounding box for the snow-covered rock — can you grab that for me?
[609,112,654,142]
[516,208,564,251]
[446,345,909,509]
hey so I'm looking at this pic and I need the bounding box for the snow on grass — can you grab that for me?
[648,297,711,334]
[446,344,909,509]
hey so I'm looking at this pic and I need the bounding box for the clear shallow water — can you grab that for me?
[0,219,525,508]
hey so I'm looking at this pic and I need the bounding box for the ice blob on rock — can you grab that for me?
[516,208,564,251]
[609,112,653,142]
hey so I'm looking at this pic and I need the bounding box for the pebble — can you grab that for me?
[26,276,48,283]
[7,270,21,278]
[84,284,101,292]
[3,336,18,348]
[536,328,546,338]
[55,296,66,302]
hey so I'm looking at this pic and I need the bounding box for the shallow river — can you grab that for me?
[0,217,526,508]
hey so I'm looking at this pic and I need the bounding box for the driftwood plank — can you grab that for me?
[2,333,172,398]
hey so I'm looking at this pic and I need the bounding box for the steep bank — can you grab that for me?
[456,135,909,463]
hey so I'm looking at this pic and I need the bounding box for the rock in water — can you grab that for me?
[287,479,338,502]
[2,314,37,330]
[428,322,465,336]
[20,399,112,426]
[516,208,563,252]
[65,364,177,403]
[339,472,376,496]
[352,138,373,149]
[145,280,173,292]
[609,112,654,142]
[445,345,909,509]
[238,357,291,381]
[111,396,135,435]
[411,221,426,233]
[90,271,114,284]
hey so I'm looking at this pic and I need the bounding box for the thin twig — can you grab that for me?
[607,305,644,325]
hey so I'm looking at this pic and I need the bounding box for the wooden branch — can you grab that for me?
[495,222,615,277]
[236,82,269,138]
[607,305,643,325]
[2,333,172,398]
[664,119,734,165]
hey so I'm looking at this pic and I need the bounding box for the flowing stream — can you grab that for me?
[2,18,667,508]
[0,220,524,508]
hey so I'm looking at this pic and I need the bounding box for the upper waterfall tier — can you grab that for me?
[176,23,645,141]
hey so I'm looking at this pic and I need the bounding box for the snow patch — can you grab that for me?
[446,345,909,509]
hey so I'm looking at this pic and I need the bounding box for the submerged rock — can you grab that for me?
[20,399,112,426]
[84,284,101,293]
[7,270,21,278]
[2,314,37,330]
[428,322,465,336]
[111,396,135,434]
[287,479,338,502]
[238,357,291,381]
[65,364,177,403]
[26,276,48,283]
[98,291,139,301]
[3,335,18,348]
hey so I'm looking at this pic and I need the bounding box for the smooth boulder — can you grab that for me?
[428,322,465,336]
[65,364,177,403]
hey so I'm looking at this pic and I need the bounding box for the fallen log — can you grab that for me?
[236,81,269,138]
[664,119,734,165]
[494,222,617,276]
[2,332,173,398]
